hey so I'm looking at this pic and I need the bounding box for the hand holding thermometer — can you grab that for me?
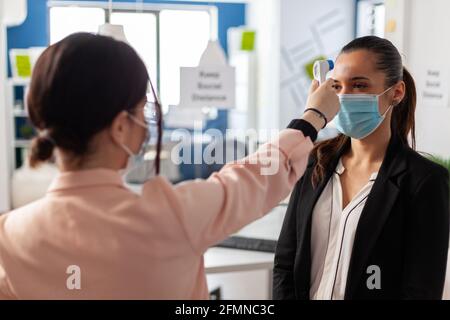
[304,59,338,130]
[313,60,334,84]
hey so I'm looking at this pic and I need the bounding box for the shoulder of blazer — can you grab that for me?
[399,146,449,190]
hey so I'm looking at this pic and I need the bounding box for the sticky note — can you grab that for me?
[386,19,397,33]
[241,31,256,51]
[15,55,32,77]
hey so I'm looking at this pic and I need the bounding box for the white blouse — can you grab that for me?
[310,158,378,300]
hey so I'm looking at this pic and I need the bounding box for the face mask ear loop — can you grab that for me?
[377,85,395,117]
[119,142,135,157]
[127,112,149,129]
[377,85,396,98]
[381,104,394,118]
[124,111,151,155]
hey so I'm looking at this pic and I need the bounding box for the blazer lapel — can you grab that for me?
[295,139,351,296]
[344,134,408,299]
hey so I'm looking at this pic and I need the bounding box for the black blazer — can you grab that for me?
[273,134,449,300]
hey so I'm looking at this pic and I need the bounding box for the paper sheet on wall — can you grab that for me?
[420,67,449,108]
[179,41,236,109]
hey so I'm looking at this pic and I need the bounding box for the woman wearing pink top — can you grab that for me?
[0,33,339,299]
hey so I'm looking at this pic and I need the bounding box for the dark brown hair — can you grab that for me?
[311,36,417,187]
[28,32,162,173]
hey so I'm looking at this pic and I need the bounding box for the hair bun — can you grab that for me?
[29,135,55,168]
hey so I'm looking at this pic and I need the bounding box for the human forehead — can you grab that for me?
[332,50,384,81]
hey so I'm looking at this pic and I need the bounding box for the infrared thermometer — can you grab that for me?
[313,60,334,84]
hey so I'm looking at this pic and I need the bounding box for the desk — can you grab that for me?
[204,247,275,299]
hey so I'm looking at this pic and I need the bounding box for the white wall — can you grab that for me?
[0,23,10,213]
[0,0,27,213]
[385,0,450,158]
[246,0,280,134]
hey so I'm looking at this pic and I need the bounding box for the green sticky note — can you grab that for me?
[304,55,327,80]
[15,55,32,77]
[241,31,256,51]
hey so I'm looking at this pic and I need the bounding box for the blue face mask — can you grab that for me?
[335,87,394,139]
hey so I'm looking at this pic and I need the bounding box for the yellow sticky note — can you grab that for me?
[15,55,32,77]
[241,31,256,51]
[386,19,397,33]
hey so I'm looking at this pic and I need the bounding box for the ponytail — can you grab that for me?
[392,67,416,149]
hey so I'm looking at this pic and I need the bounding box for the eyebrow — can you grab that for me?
[333,76,370,82]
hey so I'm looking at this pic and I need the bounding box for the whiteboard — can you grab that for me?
[279,0,355,128]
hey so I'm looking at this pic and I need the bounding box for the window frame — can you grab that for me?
[355,0,385,38]
[47,1,219,107]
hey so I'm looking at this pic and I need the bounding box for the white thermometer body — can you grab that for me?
[313,60,334,84]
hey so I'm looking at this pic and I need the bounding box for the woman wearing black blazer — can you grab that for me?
[273,36,449,300]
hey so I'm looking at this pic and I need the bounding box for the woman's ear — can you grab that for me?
[109,111,131,146]
[392,81,406,106]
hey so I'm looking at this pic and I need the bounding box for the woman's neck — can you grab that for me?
[57,156,121,172]
[55,146,125,172]
[346,124,391,165]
